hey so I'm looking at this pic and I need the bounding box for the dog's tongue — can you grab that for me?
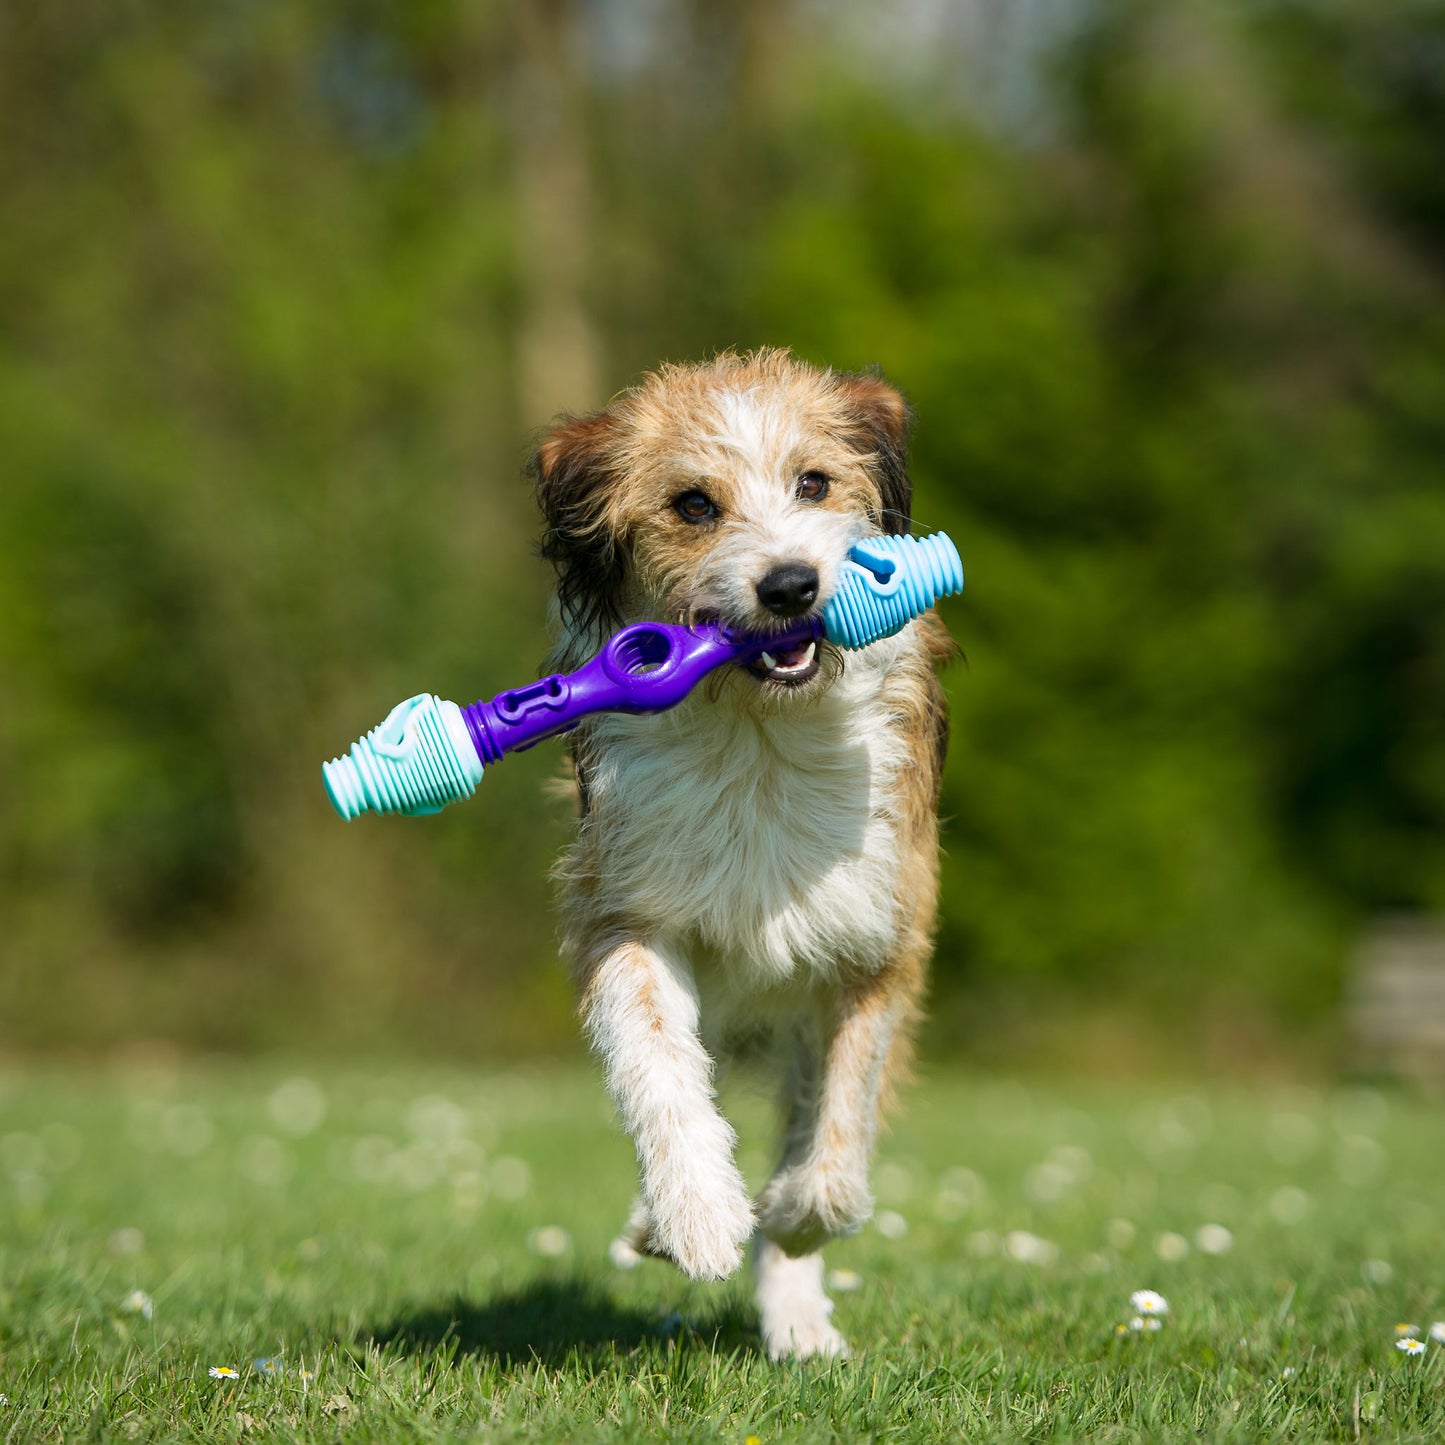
[770,641,813,667]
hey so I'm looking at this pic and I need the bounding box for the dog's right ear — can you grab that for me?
[529,410,628,638]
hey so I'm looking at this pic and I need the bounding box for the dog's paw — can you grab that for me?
[607,1234,644,1270]
[756,1238,851,1361]
[608,1197,656,1270]
[756,1163,873,1258]
[764,1313,850,1362]
[648,1172,755,1281]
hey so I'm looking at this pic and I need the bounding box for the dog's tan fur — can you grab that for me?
[529,348,952,1359]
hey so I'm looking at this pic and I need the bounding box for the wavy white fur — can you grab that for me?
[568,629,912,986]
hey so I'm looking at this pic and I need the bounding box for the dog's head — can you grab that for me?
[530,349,912,691]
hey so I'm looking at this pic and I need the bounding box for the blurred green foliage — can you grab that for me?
[1,0,1441,1066]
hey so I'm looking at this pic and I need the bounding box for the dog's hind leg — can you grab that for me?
[753,1025,849,1359]
[578,934,754,1281]
[606,1195,654,1270]
[755,1233,848,1360]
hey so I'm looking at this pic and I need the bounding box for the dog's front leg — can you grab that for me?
[756,966,915,1259]
[579,935,754,1281]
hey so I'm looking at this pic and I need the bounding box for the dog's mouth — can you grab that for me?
[747,637,820,687]
[684,607,826,689]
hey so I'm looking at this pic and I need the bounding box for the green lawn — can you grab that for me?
[1,1060,1442,1442]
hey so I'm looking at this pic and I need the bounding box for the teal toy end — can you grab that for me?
[824,532,964,649]
[323,693,484,820]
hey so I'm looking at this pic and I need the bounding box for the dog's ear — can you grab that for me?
[837,370,913,536]
[529,410,627,637]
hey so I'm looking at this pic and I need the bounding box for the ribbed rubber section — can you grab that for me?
[824,532,964,649]
[322,694,482,819]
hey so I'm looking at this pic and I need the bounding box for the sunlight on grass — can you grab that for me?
[1,1064,1442,1441]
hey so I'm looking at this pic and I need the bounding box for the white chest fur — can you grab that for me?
[575,642,910,983]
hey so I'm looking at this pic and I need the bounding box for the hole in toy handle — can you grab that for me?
[605,624,676,676]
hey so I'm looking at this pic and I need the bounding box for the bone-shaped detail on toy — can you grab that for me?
[322,531,963,820]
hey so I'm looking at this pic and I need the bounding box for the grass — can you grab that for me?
[1,1060,1443,1442]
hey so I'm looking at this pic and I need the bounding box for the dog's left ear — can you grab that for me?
[837,370,913,536]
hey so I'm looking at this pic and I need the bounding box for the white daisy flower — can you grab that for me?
[874,1210,909,1240]
[1003,1230,1058,1265]
[1397,1338,1427,1357]
[1194,1223,1233,1256]
[108,1227,144,1256]
[1129,1315,1163,1332]
[1130,1289,1169,1316]
[1154,1232,1190,1263]
[826,1268,862,1292]
[120,1290,154,1320]
[1430,1322,1445,1343]
[527,1225,571,1258]
[1395,1323,1420,1338]
[208,1365,239,1379]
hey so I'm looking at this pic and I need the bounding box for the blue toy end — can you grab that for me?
[323,694,485,819]
[823,532,964,649]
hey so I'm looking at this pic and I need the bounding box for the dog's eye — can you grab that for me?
[673,490,719,523]
[796,471,830,502]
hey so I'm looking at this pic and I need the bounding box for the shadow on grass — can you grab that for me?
[367,1277,760,1367]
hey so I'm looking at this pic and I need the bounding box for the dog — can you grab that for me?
[528,348,953,1359]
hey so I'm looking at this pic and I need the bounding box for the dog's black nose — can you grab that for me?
[756,563,820,617]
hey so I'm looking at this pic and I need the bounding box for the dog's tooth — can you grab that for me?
[802,641,816,664]
[760,650,777,670]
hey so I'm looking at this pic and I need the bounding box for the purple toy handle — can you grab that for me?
[461,616,822,764]
[323,531,964,821]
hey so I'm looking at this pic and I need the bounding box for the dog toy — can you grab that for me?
[322,531,963,820]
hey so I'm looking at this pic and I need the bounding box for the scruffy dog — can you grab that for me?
[529,348,953,1360]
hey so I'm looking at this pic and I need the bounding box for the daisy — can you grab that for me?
[527,1225,570,1258]
[1130,1289,1169,1316]
[1194,1223,1233,1256]
[1129,1315,1163,1333]
[1396,1323,1420,1337]
[1397,1339,1427,1357]
[1431,1323,1445,1343]
[120,1290,154,1320]
[874,1210,909,1240]
[1154,1232,1190,1263]
[208,1366,239,1380]
[253,1358,281,1374]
